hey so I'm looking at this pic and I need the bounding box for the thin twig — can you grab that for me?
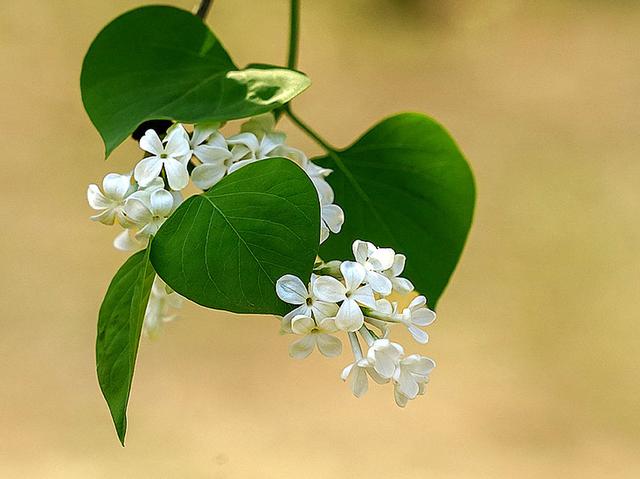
[283,106,337,153]
[287,0,300,70]
[196,0,213,19]
[275,0,301,122]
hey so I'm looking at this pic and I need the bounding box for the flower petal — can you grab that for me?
[291,315,315,335]
[311,301,338,321]
[316,333,342,357]
[350,366,368,397]
[134,156,163,187]
[87,184,110,210]
[411,308,436,327]
[163,158,189,190]
[194,144,232,164]
[409,295,427,310]
[390,254,406,276]
[165,129,191,157]
[367,366,390,385]
[335,298,364,332]
[394,385,410,408]
[276,275,308,305]
[407,325,429,344]
[366,271,393,295]
[320,222,329,244]
[150,189,174,217]
[191,123,219,146]
[375,299,393,315]
[403,354,436,377]
[351,285,376,309]
[139,129,163,156]
[281,304,310,334]
[113,229,146,252]
[289,335,316,359]
[191,162,227,190]
[313,276,346,303]
[124,198,152,225]
[369,247,395,270]
[313,177,334,204]
[341,363,355,381]
[316,317,338,333]
[259,131,286,156]
[321,204,344,234]
[340,261,366,292]
[392,277,414,295]
[90,208,116,225]
[227,132,259,152]
[102,173,132,200]
[352,240,369,264]
[207,130,227,149]
[396,368,419,399]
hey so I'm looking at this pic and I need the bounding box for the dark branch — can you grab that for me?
[196,0,213,20]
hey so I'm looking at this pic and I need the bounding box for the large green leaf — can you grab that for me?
[96,247,155,445]
[150,158,320,315]
[317,113,475,307]
[81,6,310,157]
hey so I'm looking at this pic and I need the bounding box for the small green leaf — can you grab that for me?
[81,6,311,157]
[317,113,475,307]
[96,247,155,445]
[151,158,320,315]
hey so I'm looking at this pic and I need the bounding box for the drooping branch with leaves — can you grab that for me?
[82,1,475,445]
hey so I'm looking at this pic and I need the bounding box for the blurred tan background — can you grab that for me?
[2,0,640,477]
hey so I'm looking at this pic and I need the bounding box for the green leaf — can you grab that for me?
[96,247,155,445]
[81,6,311,157]
[317,113,475,307]
[150,158,320,315]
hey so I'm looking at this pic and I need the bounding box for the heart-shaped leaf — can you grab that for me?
[81,6,311,157]
[96,247,155,445]
[317,113,475,307]
[150,158,320,315]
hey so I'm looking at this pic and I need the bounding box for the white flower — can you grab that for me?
[398,296,436,344]
[143,276,184,339]
[240,113,287,158]
[189,122,221,156]
[314,262,376,332]
[352,240,396,295]
[289,315,342,359]
[124,189,176,238]
[226,125,286,173]
[135,129,191,190]
[164,122,189,145]
[393,354,435,402]
[113,229,147,252]
[394,381,427,408]
[276,274,339,334]
[341,358,388,397]
[383,254,414,294]
[366,338,404,379]
[318,181,344,243]
[272,144,308,167]
[190,131,234,190]
[87,172,135,225]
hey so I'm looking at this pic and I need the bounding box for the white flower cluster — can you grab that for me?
[88,113,345,334]
[142,277,184,339]
[276,240,436,407]
[88,113,343,251]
